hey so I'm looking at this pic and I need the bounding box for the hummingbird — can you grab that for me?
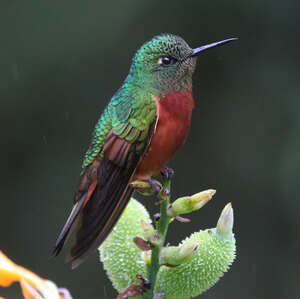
[52,34,237,269]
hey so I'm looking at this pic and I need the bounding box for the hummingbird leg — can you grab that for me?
[161,166,175,181]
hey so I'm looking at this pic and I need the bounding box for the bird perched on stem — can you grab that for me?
[52,33,237,268]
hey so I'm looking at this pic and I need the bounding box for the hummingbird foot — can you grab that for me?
[161,166,175,180]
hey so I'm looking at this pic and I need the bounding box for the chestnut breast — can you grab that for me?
[134,90,194,180]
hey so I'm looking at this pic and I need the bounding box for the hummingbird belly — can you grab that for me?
[133,90,194,180]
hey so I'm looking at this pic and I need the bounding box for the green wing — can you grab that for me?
[82,88,156,169]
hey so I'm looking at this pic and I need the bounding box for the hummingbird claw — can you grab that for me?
[161,166,175,180]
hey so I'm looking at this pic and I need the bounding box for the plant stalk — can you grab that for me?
[143,179,171,299]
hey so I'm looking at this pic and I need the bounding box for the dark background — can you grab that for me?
[1,1,299,298]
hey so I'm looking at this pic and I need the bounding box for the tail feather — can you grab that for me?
[52,197,85,256]
[67,158,136,268]
[70,187,134,269]
[52,162,99,257]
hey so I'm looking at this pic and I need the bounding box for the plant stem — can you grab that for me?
[143,179,171,299]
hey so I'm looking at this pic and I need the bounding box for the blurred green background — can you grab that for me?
[1,0,299,298]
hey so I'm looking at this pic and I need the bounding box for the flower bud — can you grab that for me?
[130,180,162,196]
[159,241,201,266]
[216,202,234,238]
[130,180,155,196]
[141,220,162,246]
[167,189,216,217]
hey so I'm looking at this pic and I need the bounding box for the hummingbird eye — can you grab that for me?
[157,56,177,66]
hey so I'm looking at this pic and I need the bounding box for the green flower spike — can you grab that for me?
[99,199,236,299]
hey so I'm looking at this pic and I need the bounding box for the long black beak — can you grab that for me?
[190,38,238,57]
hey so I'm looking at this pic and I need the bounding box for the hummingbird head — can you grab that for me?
[127,34,237,95]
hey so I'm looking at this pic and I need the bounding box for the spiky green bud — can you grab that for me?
[99,199,149,293]
[154,203,235,298]
[167,189,216,217]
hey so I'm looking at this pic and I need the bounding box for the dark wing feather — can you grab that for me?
[68,157,135,268]
[67,123,155,268]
